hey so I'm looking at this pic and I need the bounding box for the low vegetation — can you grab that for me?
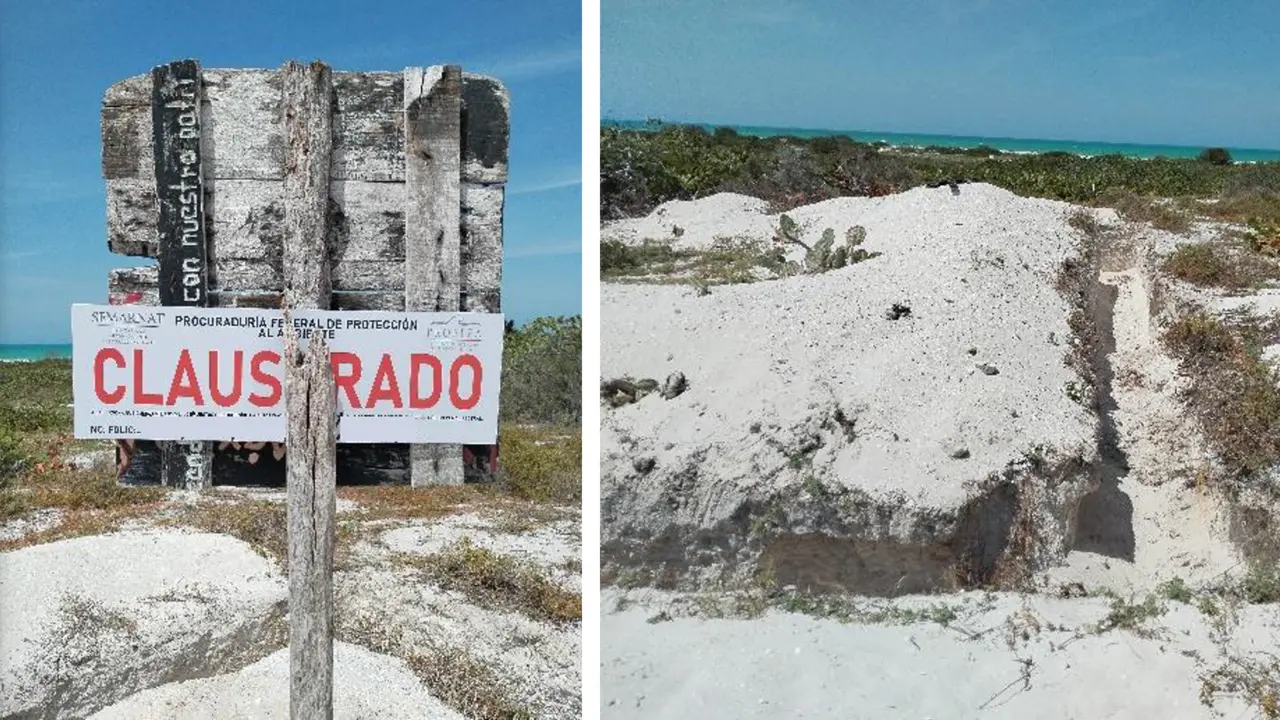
[601,123,1280,235]
[501,315,581,427]
[1162,241,1280,289]
[403,537,580,624]
[1163,313,1280,485]
[1,313,584,544]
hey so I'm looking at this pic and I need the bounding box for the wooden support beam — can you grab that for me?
[404,65,464,486]
[282,61,334,310]
[285,330,336,720]
[281,59,337,720]
[152,59,212,490]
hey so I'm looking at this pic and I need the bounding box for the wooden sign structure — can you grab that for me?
[101,59,509,488]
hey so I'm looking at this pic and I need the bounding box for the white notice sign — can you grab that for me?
[71,304,504,444]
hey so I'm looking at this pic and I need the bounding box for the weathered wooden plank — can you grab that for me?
[332,260,404,292]
[152,59,213,490]
[103,74,150,106]
[461,183,504,313]
[405,65,464,487]
[285,330,336,720]
[213,259,282,291]
[330,291,404,311]
[460,75,510,185]
[109,269,406,312]
[108,179,408,262]
[108,266,160,306]
[206,179,284,262]
[282,61,333,310]
[331,73,402,182]
[103,72,508,184]
[106,179,158,256]
[203,70,285,181]
[209,259,406,294]
[328,181,405,262]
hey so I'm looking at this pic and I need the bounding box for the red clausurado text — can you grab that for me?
[91,348,484,411]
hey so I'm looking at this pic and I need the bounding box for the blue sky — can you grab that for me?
[603,0,1280,151]
[0,0,581,344]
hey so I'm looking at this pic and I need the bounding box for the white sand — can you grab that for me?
[602,589,1272,719]
[90,642,462,719]
[600,185,1280,717]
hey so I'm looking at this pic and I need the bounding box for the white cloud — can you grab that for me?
[468,44,580,82]
[509,177,582,196]
[0,249,43,262]
[505,240,582,259]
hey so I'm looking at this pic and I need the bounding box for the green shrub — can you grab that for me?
[0,426,27,488]
[1199,147,1233,166]
[498,425,581,503]
[1163,244,1244,288]
[601,125,1280,220]
[1164,313,1280,480]
[500,316,581,426]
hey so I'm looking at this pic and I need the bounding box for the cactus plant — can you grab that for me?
[776,214,809,250]
[805,227,836,271]
[846,225,867,248]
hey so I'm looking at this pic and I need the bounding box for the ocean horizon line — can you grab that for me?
[603,118,1280,161]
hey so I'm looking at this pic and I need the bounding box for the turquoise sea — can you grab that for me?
[604,119,1280,163]
[0,344,72,362]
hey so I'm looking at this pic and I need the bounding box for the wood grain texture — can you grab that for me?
[282,61,334,310]
[461,183,504,313]
[103,63,509,489]
[103,71,508,183]
[152,59,214,490]
[285,330,336,720]
[405,65,464,487]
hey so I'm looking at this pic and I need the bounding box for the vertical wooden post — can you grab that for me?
[405,65,464,486]
[285,330,336,720]
[281,59,335,720]
[282,60,333,311]
[152,59,212,490]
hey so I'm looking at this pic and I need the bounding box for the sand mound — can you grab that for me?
[602,184,1106,593]
[0,530,286,719]
[603,192,775,250]
[89,642,460,719]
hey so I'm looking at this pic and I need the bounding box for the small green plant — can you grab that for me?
[1158,577,1194,603]
[1162,242,1278,289]
[1067,209,1105,237]
[0,426,27,488]
[1242,564,1280,604]
[1163,313,1280,479]
[1096,594,1165,635]
[1246,218,1280,256]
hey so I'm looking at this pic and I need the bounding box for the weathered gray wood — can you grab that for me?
[102,61,508,493]
[285,328,336,720]
[103,71,508,183]
[152,59,213,491]
[282,61,334,310]
[461,183,504,313]
[281,62,337,717]
[405,65,464,487]
[109,268,406,312]
[108,177,449,264]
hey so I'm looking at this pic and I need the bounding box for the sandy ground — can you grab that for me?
[89,642,463,720]
[600,185,1280,718]
[602,589,1272,719]
[0,498,581,719]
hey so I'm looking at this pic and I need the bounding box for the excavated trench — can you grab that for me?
[602,246,1133,597]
